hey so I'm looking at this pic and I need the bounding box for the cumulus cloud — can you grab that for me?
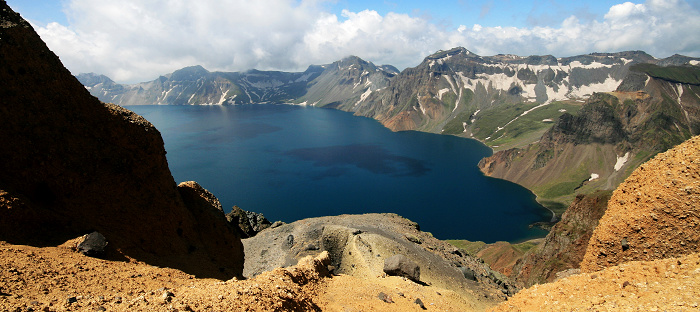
[452,0,700,57]
[34,0,700,83]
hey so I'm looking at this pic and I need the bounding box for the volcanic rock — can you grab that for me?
[76,232,108,257]
[383,254,421,283]
[0,1,243,279]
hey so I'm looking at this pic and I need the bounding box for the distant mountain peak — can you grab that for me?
[427,47,475,60]
[170,65,210,81]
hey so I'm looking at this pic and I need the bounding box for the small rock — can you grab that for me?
[162,290,174,302]
[414,298,426,310]
[270,221,285,228]
[377,292,393,303]
[66,297,77,305]
[405,235,422,244]
[96,306,106,311]
[304,244,319,251]
[621,238,630,251]
[285,235,295,248]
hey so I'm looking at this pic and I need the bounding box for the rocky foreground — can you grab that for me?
[0,241,491,311]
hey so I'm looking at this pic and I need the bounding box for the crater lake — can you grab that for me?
[128,104,549,243]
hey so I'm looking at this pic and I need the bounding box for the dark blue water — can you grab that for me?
[128,104,549,242]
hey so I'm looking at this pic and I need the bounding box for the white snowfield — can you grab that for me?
[614,152,630,171]
[441,59,629,140]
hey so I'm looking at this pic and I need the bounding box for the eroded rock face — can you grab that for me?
[0,2,242,279]
[581,136,700,272]
[513,191,611,286]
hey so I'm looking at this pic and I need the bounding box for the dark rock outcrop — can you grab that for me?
[76,232,108,257]
[0,1,243,279]
[225,206,272,238]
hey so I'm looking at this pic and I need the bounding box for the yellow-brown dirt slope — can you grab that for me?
[581,135,700,271]
[0,241,492,311]
[491,135,700,311]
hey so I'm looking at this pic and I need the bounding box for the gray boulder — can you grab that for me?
[383,254,420,283]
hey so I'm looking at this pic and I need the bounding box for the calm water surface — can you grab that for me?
[129,104,549,242]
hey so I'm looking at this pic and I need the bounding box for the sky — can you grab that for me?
[7,0,700,83]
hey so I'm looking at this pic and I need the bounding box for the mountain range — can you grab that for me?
[78,49,700,213]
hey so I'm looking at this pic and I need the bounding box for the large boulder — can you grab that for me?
[76,232,108,257]
[242,213,515,302]
[383,254,420,283]
[0,1,243,279]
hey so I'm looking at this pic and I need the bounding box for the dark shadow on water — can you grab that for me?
[286,144,430,178]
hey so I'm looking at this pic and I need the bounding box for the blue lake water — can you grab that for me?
[128,104,549,242]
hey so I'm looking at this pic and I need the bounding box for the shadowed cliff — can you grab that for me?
[0,1,243,279]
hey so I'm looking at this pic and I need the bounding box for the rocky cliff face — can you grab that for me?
[296,56,396,108]
[513,191,611,287]
[0,2,243,279]
[479,66,700,210]
[350,48,655,135]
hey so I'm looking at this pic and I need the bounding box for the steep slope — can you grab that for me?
[479,64,700,211]
[491,252,700,311]
[348,48,653,139]
[512,191,611,287]
[295,56,395,107]
[581,135,700,272]
[0,1,243,278]
[491,135,700,311]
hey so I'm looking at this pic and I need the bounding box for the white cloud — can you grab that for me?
[33,0,700,83]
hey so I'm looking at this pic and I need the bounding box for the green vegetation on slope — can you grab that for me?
[442,89,475,135]
[631,63,700,85]
[488,101,584,148]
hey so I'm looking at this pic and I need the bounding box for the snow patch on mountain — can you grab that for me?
[355,88,372,107]
[614,152,630,171]
[569,75,621,99]
[437,88,450,100]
